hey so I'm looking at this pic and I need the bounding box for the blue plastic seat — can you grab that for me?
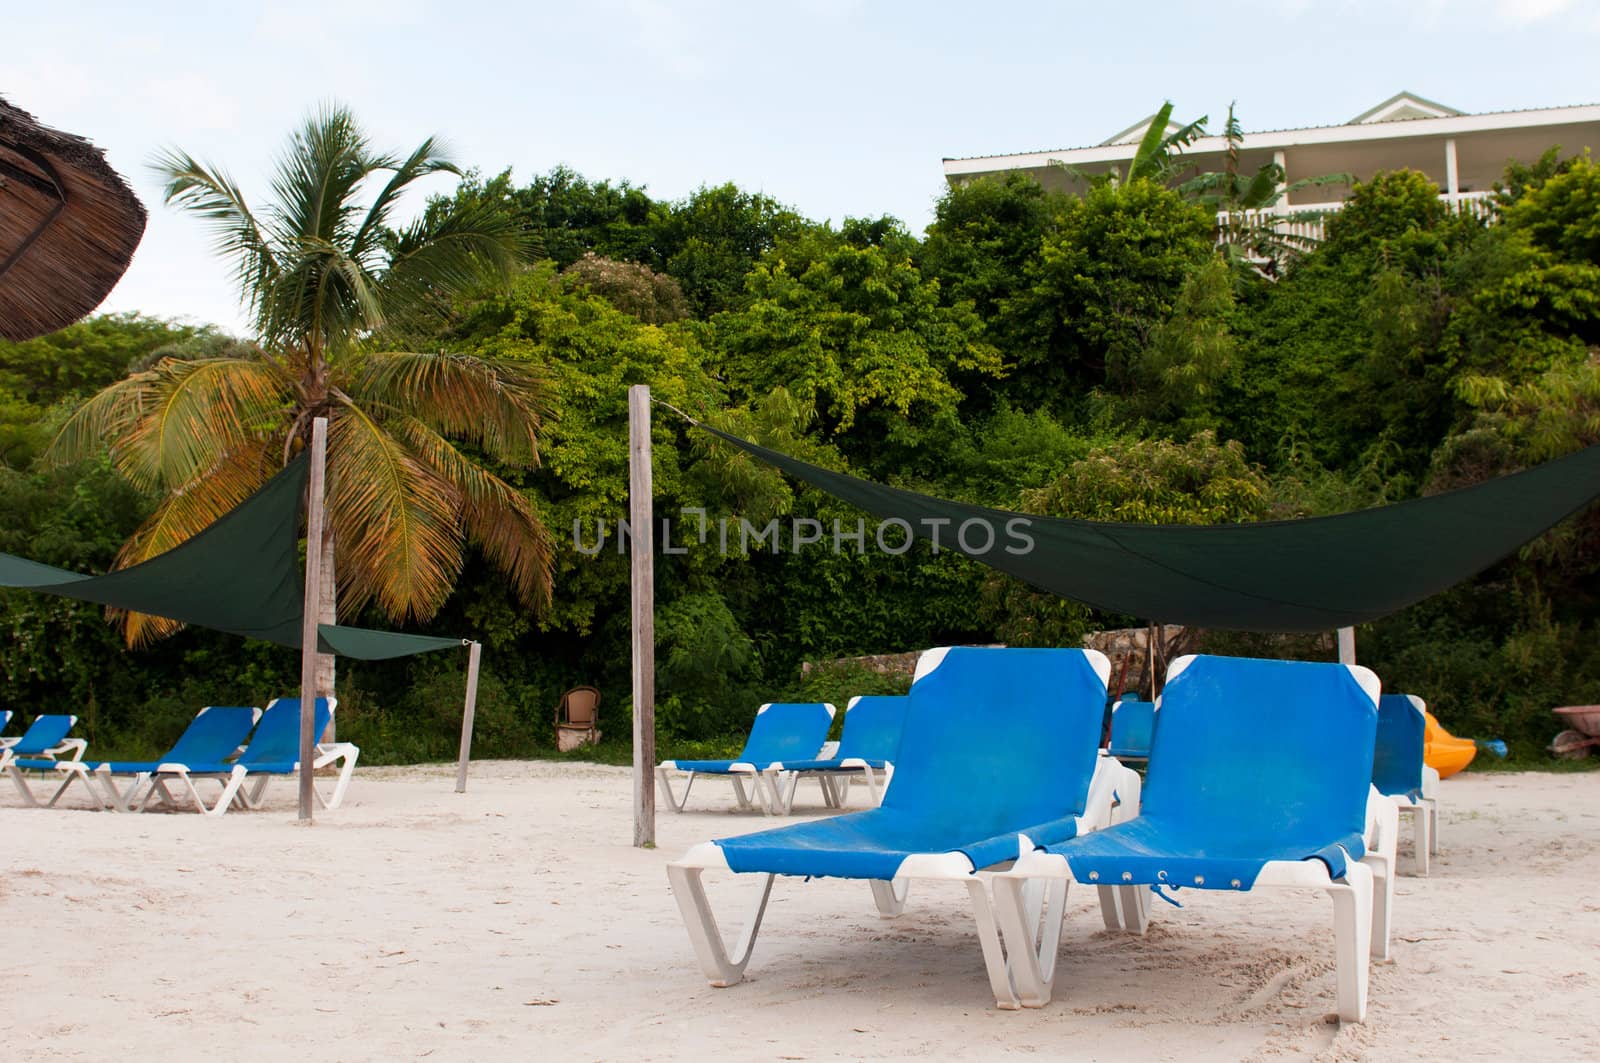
[70,706,261,812]
[991,654,1398,1023]
[656,702,835,814]
[1374,693,1439,875]
[1106,697,1155,761]
[765,694,909,813]
[666,646,1139,1007]
[142,697,359,815]
[2,714,86,807]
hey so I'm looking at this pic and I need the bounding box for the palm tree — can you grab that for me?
[48,105,553,697]
[1176,103,1350,275]
[1050,101,1208,190]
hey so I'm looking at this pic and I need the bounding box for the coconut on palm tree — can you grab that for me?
[49,105,553,698]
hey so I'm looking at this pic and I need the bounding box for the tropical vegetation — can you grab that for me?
[3,106,1598,768]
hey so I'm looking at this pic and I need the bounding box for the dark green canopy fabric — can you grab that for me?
[0,453,464,659]
[699,424,1600,633]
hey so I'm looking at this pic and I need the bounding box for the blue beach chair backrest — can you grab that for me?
[882,647,1108,835]
[0,709,12,733]
[243,698,334,766]
[166,706,261,765]
[1144,655,1379,847]
[1108,698,1156,758]
[738,702,834,765]
[11,714,76,755]
[1373,694,1427,799]
[836,695,910,762]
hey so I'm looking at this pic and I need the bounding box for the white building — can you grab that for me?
[943,92,1600,232]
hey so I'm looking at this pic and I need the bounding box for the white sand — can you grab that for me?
[3,762,1596,1061]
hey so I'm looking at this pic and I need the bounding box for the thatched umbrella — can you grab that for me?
[0,96,147,341]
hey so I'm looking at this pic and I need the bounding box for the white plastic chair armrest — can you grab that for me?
[892,851,977,879]
[314,742,358,767]
[999,849,1075,880]
[1421,765,1441,801]
[670,841,731,871]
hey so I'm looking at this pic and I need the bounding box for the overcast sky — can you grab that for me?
[8,0,1599,333]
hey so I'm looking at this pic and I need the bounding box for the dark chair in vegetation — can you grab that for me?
[555,686,602,752]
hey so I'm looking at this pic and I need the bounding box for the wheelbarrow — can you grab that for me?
[1550,705,1600,759]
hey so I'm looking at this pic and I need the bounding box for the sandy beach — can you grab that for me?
[2,761,1596,1061]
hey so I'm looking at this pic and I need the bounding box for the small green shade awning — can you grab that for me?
[700,424,1600,633]
[317,624,465,660]
[0,454,467,659]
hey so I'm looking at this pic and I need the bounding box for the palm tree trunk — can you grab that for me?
[315,522,337,740]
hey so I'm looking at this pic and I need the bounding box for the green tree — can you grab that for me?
[1500,152,1600,266]
[712,219,1002,441]
[1015,178,1216,397]
[982,432,1272,685]
[50,106,553,679]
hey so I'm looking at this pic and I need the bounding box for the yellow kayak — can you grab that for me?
[1424,711,1477,778]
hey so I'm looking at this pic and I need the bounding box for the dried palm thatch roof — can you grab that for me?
[0,96,147,341]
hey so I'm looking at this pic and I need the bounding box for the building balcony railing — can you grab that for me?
[1219,190,1498,246]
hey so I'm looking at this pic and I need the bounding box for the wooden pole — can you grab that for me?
[454,641,483,794]
[628,384,656,847]
[297,416,328,823]
[1337,626,1357,665]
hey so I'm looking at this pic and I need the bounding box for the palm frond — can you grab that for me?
[268,104,372,248]
[1128,102,1178,183]
[118,358,292,490]
[346,351,550,466]
[326,403,465,622]
[392,414,553,607]
[378,197,529,337]
[109,441,280,647]
[44,373,157,470]
[352,135,461,263]
[151,149,280,329]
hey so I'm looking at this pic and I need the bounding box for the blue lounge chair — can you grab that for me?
[656,702,836,814]
[666,647,1140,1008]
[1374,693,1439,875]
[0,709,16,746]
[764,694,909,813]
[60,706,261,812]
[141,697,358,815]
[992,654,1398,1023]
[1106,696,1156,762]
[1,715,87,807]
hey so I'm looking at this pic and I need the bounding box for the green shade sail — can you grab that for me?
[699,424,1600,633]
[0,453,465,659]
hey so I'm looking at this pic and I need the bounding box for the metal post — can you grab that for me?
[628,385,656,847]
[1337,626,1357,665]
[455,641,483,793]
[297,416,328,823]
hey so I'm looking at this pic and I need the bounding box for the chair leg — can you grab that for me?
[1326,861,1374,1023]
[94,772,148,813]
[730,774,759,813]
[665,864,775,987]
[1094,883,1150,933]
[869,878,910,917]
[990,873,1066,1009]
[1411,803,1431,876]
[1427,799,1440,855]
[1365,798,1398,961]
[5,765,41,807]
[43,767,93,809]
[968,878,1024,1010]
[655,766,693,812]
[861,766,881,807]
